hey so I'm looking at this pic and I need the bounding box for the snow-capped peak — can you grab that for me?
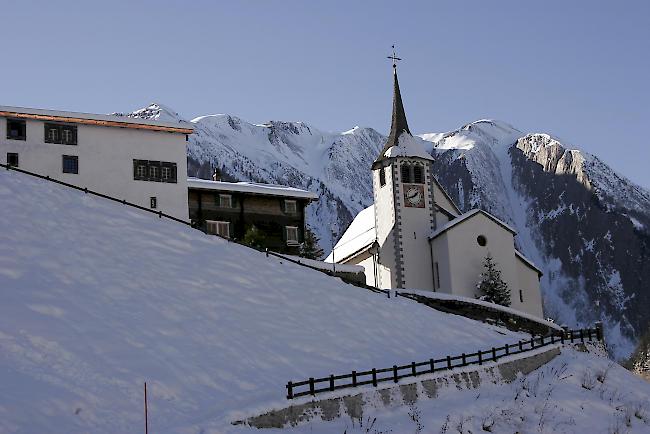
[113,103,184,123]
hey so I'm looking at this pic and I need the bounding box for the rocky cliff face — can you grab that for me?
[428,121,650,359]
[121,105,650,360]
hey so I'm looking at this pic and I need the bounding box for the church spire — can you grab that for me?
[372,46,414,169]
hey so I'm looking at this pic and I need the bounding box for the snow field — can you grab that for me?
[0,169,528,433]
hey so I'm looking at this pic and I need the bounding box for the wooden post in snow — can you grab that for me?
[144,382,148,434]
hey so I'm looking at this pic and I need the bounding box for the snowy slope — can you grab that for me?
[0,169,530,433]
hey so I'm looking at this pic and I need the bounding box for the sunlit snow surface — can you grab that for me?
[0,170,528,433]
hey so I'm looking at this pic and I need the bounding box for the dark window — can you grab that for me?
[413,166,423,184]
[401,164,411,183]
[379,166,386,186]
[150,197,157,209]
[133,160,177,183]
[519,290,524,303]
[7,119,26,140]
[284,200,297,214]
[477,235,487,246]
[45,123,77,145]
[6,152,19,167]
[62,155,78,174]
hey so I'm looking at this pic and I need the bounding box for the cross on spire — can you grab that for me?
[387,45,402,70]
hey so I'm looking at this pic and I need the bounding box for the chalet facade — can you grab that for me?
[188,178,318,254]
[0,105,193,220]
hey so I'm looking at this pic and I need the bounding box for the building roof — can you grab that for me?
[325,205,376,263]
[372,68,433,169]
[515,249,544,277]
[429,209,517,240]
[187,178,318,200]
[0,105,194,134]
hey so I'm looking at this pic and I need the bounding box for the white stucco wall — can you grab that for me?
[342,250,378,287]
[430,213,544,319]
[396,159,434,291]
[372,165,397,288]
[443,213,518,299]
[0,117,189,220]
[514,257,544,318]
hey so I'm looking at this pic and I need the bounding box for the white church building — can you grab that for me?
[0,106,193,220]
[327,65,544,319]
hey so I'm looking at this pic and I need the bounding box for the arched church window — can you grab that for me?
[401,164,411,183]
[477,235,487,246]
[413,166,423,184]
[379,166,386,186]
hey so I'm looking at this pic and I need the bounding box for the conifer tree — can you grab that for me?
[242,225,266,250]
[476,254,511,306]
[300,226,325,260]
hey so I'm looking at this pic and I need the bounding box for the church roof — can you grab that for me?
[372,68,432,169]
[325,205,376,263]
[429,209,517,240]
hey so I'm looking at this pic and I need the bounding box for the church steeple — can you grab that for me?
[372,49,414,169]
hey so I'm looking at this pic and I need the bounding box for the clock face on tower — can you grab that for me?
[404,184,425,208]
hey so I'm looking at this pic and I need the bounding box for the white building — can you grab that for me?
[326,66,544,319]
[0,106,193,220]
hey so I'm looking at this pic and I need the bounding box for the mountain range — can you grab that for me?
[120,104,650,360]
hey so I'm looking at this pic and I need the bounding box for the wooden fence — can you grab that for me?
[286,325,602,400]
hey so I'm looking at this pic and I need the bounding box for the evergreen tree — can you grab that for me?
[476,254,511,306]
[627,325,650,380]
[242,225,266,250]
[300,226,325,260]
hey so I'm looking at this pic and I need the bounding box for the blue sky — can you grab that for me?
[2,0,649,187]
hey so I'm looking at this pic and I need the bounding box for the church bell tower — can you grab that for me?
[371,48,436,290]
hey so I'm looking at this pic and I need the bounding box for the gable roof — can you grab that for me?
[429,209,516,240]
[0,105,194,134]
[325,205,376,263]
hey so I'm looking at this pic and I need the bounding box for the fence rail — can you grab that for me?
[286,325,602,399]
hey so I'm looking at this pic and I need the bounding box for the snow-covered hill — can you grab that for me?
[122,105,650,360]
[0,168,530,433]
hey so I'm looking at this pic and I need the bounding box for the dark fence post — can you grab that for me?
[540,336,545,346]
[330,375,335,391]
[411,362,416,376]
[570,330,575,343]
[429,358,434,373]
[530,337,535,349]
[393,365,398,383]
[551,334,555,344]
[478,351,483,365]
[588,329,592,341]
[352,371,357,387]
[505,344,510,356]
[491,347,496,361]
[580,329,584,343]
[372,368,377,386]
[309,378,315,396]
[461,353,466,366]
[561,332,565,344]
[595,321,603,341]
[447,355,452,370]
[287,381,293,399]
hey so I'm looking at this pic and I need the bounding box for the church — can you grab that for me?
[327,61,544,319]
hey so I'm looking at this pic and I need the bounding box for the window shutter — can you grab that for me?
[401,164,411,183]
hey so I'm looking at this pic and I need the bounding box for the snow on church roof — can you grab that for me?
[187,178,318,200]
[325,205,376,263]
[429,209,517,239]
[383,132,435,160]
